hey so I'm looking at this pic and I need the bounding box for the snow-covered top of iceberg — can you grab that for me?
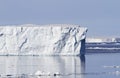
[0,24,82,27]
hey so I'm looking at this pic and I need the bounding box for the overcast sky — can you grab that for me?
[0,0,120,37]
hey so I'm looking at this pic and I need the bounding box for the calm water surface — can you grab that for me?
[0,53,120,78]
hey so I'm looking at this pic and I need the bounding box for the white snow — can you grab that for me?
[86,38,103,43]
[86,37,120,43]
[0,24,87,55]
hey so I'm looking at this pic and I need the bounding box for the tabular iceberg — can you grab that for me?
[0,24,87,56]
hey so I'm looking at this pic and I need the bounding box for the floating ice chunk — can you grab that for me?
[35,71,50,76]
[103,65,120,68]
[53,72,60,76]
[0,24,87,55]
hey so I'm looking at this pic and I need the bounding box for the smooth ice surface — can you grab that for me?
[0,24,87,55]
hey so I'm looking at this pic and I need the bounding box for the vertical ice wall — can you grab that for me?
[0,24,87,55]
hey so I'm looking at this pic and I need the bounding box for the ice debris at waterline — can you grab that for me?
[0,24,87,55]
[35,71,60,76]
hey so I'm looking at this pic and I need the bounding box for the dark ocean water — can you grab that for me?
[85,43,120,78]
[86,42,120,53]
[0,43,120,78]
[85,53,120,78]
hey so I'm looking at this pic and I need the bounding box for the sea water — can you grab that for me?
[0,53,120,78]
[0,43,120,78]
[85,53,120,78]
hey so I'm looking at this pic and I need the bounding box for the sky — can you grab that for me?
[0,0,120,37]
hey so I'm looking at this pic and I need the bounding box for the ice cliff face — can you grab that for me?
[0,24,87,55]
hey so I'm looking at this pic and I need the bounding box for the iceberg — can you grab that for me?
[0,24,87,55]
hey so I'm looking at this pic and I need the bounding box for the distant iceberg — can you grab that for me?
[0,24,87,56]
[86,37,120,43]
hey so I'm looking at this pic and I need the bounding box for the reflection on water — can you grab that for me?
[0,56,85,78]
